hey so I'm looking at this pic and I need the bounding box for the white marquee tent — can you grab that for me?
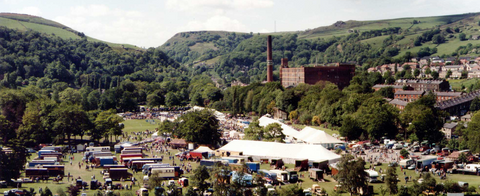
[258,116,299,142]
[296,127,346,149]
[218,140,341,164]
[189,106,226,121]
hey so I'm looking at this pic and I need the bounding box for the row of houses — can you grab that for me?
[368,61,480,79]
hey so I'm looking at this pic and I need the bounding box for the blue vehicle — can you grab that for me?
[230,171,253,186]
[258,169,278,185]
[245,162,260,173]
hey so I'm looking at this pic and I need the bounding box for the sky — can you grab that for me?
[2,0,480,48]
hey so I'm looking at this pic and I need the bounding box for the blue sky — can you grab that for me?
[2,0,480,48]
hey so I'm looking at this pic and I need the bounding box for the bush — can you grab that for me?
[400,149,409,158]
[299,113,312,125]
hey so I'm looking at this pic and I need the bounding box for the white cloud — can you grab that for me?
[15,6,41,16]
[166,0,274,12]
[182,15,248,32]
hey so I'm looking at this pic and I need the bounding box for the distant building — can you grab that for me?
[280,61,355,89]
[272,107,288,120]
[435,90,480,116]
[441,122,457,139]
[372,84,412,92]
[434,91,463,102]
[394,91,425,102]
[394,79,449,92]
[389,99,408,110]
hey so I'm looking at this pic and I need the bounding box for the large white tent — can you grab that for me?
[218,140,341,164]
[258,116,299,142]
[296,127,346,149]
[189,106,226,121]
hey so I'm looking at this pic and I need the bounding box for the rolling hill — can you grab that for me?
[161,12,480,66]
[0,13,143,51]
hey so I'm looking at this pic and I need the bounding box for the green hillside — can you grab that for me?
[0,13,142,50]
[163,12,480,66]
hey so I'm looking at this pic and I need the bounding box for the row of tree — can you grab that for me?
[0,86,124,182]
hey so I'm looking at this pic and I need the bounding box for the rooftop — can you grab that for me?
[389,99,408,106]
[435,90,480,110]
[395,79,445,85]
[373,84,405,89]
[443,122,458,129]
[395,90,425,95]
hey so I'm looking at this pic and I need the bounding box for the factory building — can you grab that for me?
[265,35,355,89]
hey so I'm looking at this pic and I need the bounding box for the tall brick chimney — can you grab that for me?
[267,35,273,82]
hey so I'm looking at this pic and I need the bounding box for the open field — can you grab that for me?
[290,124,340,136]
[448,78,480,91]
[3,119,480,196]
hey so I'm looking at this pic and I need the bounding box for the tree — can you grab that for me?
[162,109,221,146]
[466,111,480,153]
[470,97,480,112]
[413,69,420,78]
[431,71,439,79]
[446,70,452,78]
[41,187,53,196]
[288,110,298,122]
[263,123,285,142]
[375,87,394,99]
[459,33,467,41]
[385,166,398,194]
[400,149,409,158]
[425,67,431,75]
[190,165,210,194]
[334,154,368,195]
[94,109,124,143]
[401,93,446,143]
[458,152,468,163]
[52,104,91,145]
[211,162,233,196]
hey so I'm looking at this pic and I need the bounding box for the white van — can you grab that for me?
[393,144,403,150]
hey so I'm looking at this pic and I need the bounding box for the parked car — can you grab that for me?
[422,149,431,155]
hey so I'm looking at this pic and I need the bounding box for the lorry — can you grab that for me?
[106,168,132,180]
[309,168,324,181]
[42,165,65,177]
[270,170,288,183]
[188,151,208,160]
[25,168,49,178]
[455,164,480,175]
[415,156,438,170]
[230,171,252,186]
[245,162,260,173]
[287,170,298,183]
[365,170,380,183]
[28,160,56,168]
[258,169,278,185]
[150,167,176,179]
[98,157,117,167]
[399,159,415,169]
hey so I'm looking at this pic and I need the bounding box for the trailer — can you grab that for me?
[130,161,155,170]
[399,159,415,169]
[295,159,309,171]
[86,146,111,152]
[188,151,208,160]
[456,164,480,175]
[270,170,288,183]
[245,162,260,173]
[121,149,142,154]
[151,167,176,179]
[37,150,55,157]
[42,165,65,177]
[120,154,143,162]
[41,146,63,152]
[309,168,324,181]
[365,170,380,183]
[200,160,223,169]
[287,170,298,183]
[230,171,253,186]
[258,169,278,185]
[28,160,56,168]
[415,156,438,170]
[98,157,117,167]
[108,168,133,180]
[221,157,240,164]
[270,158,284,169]
[25,168,49,178]
[143,164,171,175]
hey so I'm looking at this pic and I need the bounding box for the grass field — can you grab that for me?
[290,124,339,136]
[122,119,160,135]
[2,119,480,195]
[448,78,480,91]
